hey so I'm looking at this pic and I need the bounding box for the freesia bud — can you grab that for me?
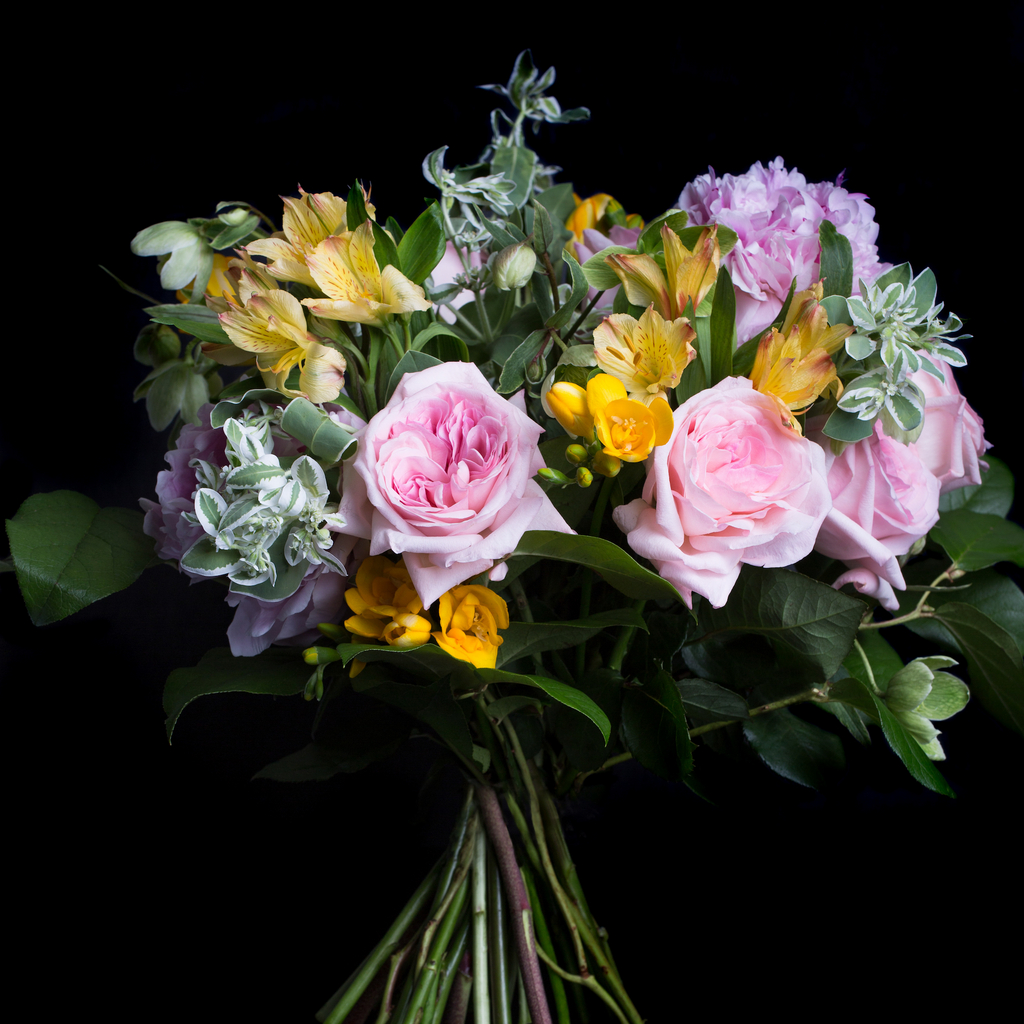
[492,240,537,290]
[565,444,588,465]
[592,452,622,478]
[576,467,594,488]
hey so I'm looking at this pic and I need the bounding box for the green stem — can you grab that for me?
[687,686,828,738]
[859,567,952,630]
[320,860,442,1024]
[852,638,883,696]
[608,600,645,673]
[508,576,545,676]
[472,824,490,1024]
[533,945,629,1024]
[563,291,604,343]
[577,475,616,678]
[488,845,511,1024]
[428,919,469,1024]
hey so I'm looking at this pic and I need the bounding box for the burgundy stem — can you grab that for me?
[474,783,553,1024]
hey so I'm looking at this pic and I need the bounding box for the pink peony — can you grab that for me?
[614,377,832,608]
[140,404,227,565]
[340,361,573,608]
[677,158,889,343]
[809,419,940,610]
[908,359,991,494]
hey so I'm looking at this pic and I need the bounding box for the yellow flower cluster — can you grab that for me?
[343,556,509,671]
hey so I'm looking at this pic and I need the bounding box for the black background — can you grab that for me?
[5,18,1022,1021]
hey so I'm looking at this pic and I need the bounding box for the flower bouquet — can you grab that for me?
[6,50,1022,1023]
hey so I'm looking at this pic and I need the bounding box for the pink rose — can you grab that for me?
[908,358,991,494]
[677,158,889,343]
[809,419,940,610]
[614,377,832,608]
[340,362,573,608]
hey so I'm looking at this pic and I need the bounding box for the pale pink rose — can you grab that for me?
[678,158,889,343]
[613,377,832,608]
[340,362,573,609]
[809,419,940,611]
[908,358,991,494]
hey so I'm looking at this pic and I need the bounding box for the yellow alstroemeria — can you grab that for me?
[218,285,346,403]
[432,586,509,670]
[593,305,696,405]
[605,225,720,320]
[587,373,674,463]
[301,221,432,327]
[246,188,355,288]
[176,252,237,305]
[749,282,853,431]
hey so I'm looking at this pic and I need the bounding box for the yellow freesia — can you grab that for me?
[246,188,356,288]
[301,221,432,327]
[605,225,720,319]
[218,284,346,403]
[749,282,853,430]
[593,305,696,405]
[587,374,674,463]
[547,374,673,462]
[432,586,509,670]
[345,555,431,647]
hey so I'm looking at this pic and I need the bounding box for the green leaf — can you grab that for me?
[280,396,357,463]
[496,608,648,668]
[334,641,464,679]
[6,492,156,626]
[346,183,369,230]
[819,294,852,327]
[842,630,904,692]
[386,350,444,404]
[707,265,735,384]
[210,387,286,426]
[144,304,231,344]
[743,709,845,789]
[822,407,875,443]
[675,349,707,406]
[544,251,589,332]
[580,245,636,290]
[906,567,1024,658]
[621,670,694,781]
[638,211,690,254]
[398,202,446,284]
[819,698,872,745]
[859,678,956,796]
[491,145,537,209]
[818,221,853,298]
[208,213,259,250]
[228,533,309,603]
[532,183,576,226]
[548,667,623,771]
[938,456,1013,517]
[693,566,864,682]
[929,602,1024,738]
[411,322,470,360]
[496,329,550,394]
[675,677,748,721]
[371,220,401,273]
[417,331,471,364]
[163,647,309,741]
[144,362,191,430]
[930,509,1024,571]
[360,675,473,760]
[477,668,611,744]
[509,531,685,604]
[486,695,545,723]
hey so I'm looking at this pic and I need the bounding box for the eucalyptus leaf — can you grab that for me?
[496,329,549,394]
[163,647,310,741]
[491,145,537,209]
[6,491,157,626]
[144,362,191,430]
[544,251,589,331]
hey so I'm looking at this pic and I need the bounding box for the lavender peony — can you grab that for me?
[678,158,889,343]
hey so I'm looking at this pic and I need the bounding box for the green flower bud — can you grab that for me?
[565,444,588,466]
[303,645,342,666]
[576,467,594,488]
[492,240,538,290]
